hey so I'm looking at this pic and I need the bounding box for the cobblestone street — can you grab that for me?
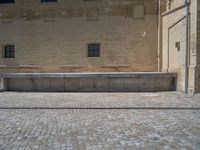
[0,92,200,150]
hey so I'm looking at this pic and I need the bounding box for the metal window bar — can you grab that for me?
[88,44,100,57]
[5,45,15,58]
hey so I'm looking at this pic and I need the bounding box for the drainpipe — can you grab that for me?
[157,0,161,72]
[185,0,189,94]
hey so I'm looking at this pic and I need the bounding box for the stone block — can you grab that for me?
[49,78,65,92]
[109,78,124,91]
[124,78,140,92]
[154,77,174,91]
[65,78,80,91]
[139,77,155,92]
[80,78,94,91]
[0,78,6,92]
[133,5,145,19]
[94,78,109,91]
[8,78,33,92]
[33,78,50,92]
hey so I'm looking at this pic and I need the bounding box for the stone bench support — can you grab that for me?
[0,72,177,92]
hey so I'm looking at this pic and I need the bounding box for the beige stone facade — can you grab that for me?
[162,0,200,93]
[0,0,159,73]
[0,0,200,93]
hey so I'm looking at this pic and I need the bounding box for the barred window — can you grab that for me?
[4,45,15,58]
[88,44,100,57]
[0,0,15,3]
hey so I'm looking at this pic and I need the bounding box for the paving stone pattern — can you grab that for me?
[0,92,199,150]
[0,92,200,108]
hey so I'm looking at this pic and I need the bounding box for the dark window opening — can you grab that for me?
[0,0,15,3]
[41,0,57,3]
[168,0,172,10]
[88,44,100,57]
[4,45,15,58]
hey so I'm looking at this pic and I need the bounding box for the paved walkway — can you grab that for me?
[0,92,200,150]
[0,92,200,108]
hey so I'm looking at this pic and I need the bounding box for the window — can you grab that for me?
[0,0,14,3]
[168,0,173,10]
[175,42,180,51]
[41,0,57,3]
[88,44,100,57]
[4,45,15,58]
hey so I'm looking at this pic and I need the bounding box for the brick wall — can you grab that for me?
[0,0,159,73]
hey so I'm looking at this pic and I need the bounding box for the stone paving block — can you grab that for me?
[1,92,200,108]
[0,109,199,149]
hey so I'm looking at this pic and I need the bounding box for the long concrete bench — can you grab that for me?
[0,72,177,92]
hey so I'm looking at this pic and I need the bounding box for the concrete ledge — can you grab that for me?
[0,72,177,78]
[0,72,177,92]
[0,78,6,92]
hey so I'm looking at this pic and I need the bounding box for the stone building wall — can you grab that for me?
[162,0,199,93]
[0,0,159,73]
[167,0,185,10]
[196,0,200,92]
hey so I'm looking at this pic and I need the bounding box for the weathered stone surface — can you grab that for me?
[154,77,175,91]
[1,73,177,92]
[162,0,200,93]
[64,78,80,92]
[124,77,140,91]
[94,78,109,91]
[8,78,33,92]
[80,78,94,91]
[109,78,124,91]
[139,77,155,92]
[49,78,65,92]
[0,78,5,91]
[0,0,159,73]
[33,78,50,92]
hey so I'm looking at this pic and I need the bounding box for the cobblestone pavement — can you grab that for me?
[0,92,200,108]
[0,92,200,150]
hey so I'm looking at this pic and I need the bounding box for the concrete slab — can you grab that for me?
[49,79,65,92]
[94,78,109,91]
[155,77,175,91]
[34,79,50,92]
[0,73,177,92]
[109,78,124,91]
[140,78,155,92]
[0,78,5,92]
[0,72,178,78]
[65,78,80,91]
[124,78,140,91]
[80,78,94,91]
[7,79,33,92]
